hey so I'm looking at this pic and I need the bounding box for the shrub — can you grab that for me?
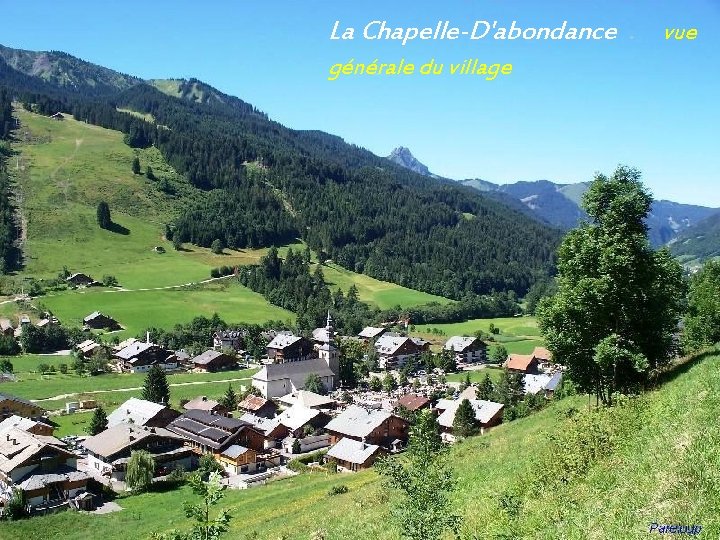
[327,484,348,496]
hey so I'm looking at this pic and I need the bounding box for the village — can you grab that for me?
[0,303,563,516]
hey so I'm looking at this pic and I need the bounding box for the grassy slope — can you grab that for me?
[318,262,452,309]
[5,352,720,539]
[412,316,543,355]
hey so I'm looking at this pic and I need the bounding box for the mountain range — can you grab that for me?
[0,44,561,302]
[387,147,720,251]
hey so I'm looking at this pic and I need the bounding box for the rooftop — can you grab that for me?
[326,437,380,464]
[325,405,393,438]
[107,398,169,428]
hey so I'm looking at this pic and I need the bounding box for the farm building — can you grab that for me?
[326,437,382,472]
[82,424,192,481]
[435,398,505,440]
[83,311,121,331]
[106,398,179,429]
[190,350,236,372]
[374,333,426,370]
[0,393,46,421]
[237,395,277,419]
[444,336,487,363]
[325,405,409,449]
[65,273,96,287]
[114,341,177,373]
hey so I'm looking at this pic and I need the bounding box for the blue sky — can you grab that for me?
[2,0,719,205]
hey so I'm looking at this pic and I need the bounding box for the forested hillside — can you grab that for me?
[0,46,561,299]
[0,88,20,272]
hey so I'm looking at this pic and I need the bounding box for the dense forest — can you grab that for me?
[0,88,20,272]
[0,48,561,297]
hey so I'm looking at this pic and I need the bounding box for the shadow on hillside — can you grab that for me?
[649,347,719,389]
[108,222,130,235]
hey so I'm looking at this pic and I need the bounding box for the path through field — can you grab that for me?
[32,376,251,403]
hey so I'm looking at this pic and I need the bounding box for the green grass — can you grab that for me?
[37,280,294,339]
[51,410,93,437]
[318,262,452,309]
[5,352,720,538]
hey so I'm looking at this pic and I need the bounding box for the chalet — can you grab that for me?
[374,333,425,370]
[326,437,382,472]
[0,393,46,421]
[436,398,504,441]
[0,318,15,336]
[0,428,90,514]
[65,273,96,287]
[266,333,314,363]
[50,112,65,120]
[183,396,229,416]
[278,390,337,410]
[213,329,245,352]
[252,358,335,399]
[75,339,100,358]
[106,398,179,429]
[0,415,54,437]
[325,405,409,448]
[275,405,330,438]
[237,395,277,419]
[217,444,258,475]
[394,393,431,413]
[532,346,553,363]
[358,326,387,342]
[82,424,193,481]
[504,354,539,374]
[238,413,289,446]
[114,341,177,373]
[190,350,236,372]
[524,372,563,398]
[444,336,487,363]
[282,433,331,454]
[83,311,121,331]
[167,409,266,455]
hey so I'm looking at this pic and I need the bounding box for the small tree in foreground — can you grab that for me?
[150,472,231,540]
[126,450,155,492]
[87,406,108,435]
[376,410,460,540]
[304,372,327,395]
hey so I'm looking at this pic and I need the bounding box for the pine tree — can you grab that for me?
[141,365,170,404]
[96,201,112,229]
[131,156,141,175]
[219,384,238,411]
[452,398,479,438]
[145,165,156,181]
[87,406,108,435]
[477,373,495,401]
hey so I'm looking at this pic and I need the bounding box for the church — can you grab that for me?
[251,314,340,399]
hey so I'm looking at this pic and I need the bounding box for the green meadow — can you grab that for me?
[5,351,719,539]
[318,262,452,310]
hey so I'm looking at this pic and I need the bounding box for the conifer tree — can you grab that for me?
[87,406,108,435]
[131,156,141,175]
[142,365,170,404]
[452,398,479,438]
[96,201,112,229]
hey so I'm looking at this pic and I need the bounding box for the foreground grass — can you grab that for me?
[7,352,719,539]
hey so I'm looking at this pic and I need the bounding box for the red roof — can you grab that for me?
[505,354,535,372]
[532,347,552,362]
[395,394,430,411]
[238,395,269,412]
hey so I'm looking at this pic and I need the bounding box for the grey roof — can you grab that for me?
[523,374,553,395]
[276,405,322,432]
[238,413,281,435]
[253,359,335,389]
[18,467,90,491]
[107,398,169,427]
[267,333,303,350]
[167,410,251,450]
[326,437,380,464]
[83,311,103,321]
[545,372,563,391]
[0,415,51,434]
[437,399,504,428]
[191,350,225,365]
[221,444,251,459]
[184,396,222,411]
[325,405,392,438]
[358,327,386,339]
[0,428,70,475]
[115,341,155,360]
[278,390,336,409]
[82,424,183,459]
[444,336,479,352]
[374,334,410,356]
